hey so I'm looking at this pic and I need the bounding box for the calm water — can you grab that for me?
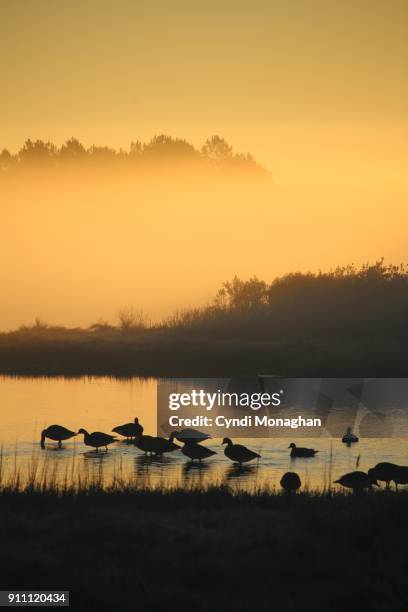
[1,376,407,492]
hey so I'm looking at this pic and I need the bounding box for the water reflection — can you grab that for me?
[0,376,408,492]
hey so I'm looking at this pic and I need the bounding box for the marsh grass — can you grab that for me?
[0,471,407,611]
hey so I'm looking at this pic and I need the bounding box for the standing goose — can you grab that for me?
[134,434,157,456]
[40,425,77,449]
[151,436,181,457]
[392,465,408,491]
[334,471,378,493]
[112,417,144,440]
[289,443,318,458]
[222,437,261,465]
[181,440,216,462]
[280,472,302,493]
[170,429,211,443]
[78,428,117,451]
[368,462,408,490]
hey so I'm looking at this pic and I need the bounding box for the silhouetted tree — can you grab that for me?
[59,138,87,160]
[18,139,57,164]
[201,135,233,162]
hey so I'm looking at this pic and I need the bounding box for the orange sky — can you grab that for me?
[0,1,407,328]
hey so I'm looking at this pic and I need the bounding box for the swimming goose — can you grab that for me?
[78,428,117,451]
[289,443,318,458]
[334,471,378,493]
[134,434,157,455]
[151,436,181,456]
[40,425,77,449]
[112,417,144,440]
[280,472,302,493]
[222,437,261,465]
[170,429,211,443]
[342,427,359,445]
[181,440,216,462]
[368,462,408,490]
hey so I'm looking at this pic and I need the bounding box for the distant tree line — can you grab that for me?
[0,135,269,177]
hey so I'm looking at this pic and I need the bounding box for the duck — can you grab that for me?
[368,462,408,490]
[222,437,261,465]
[40,424,77,449]
[342,427,359,445]
[334,471,378,493]
[181,440,216,462]
[151,436,181,457]
[78,428,117,451]
[289,443,318,458]
[134,434,157,456]
[112,417,144,440]
[170,429,211,443]
[280,471,301,493]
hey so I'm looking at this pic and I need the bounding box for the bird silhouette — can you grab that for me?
[181,440,216,462]
[289,443,318,458]
[334,471,378,493]
[222,437,261,465]
[170,429,211,443]
[40,425,77,449]
[112,417,143,440]
[280,472,301,493]
[78,428,116,451]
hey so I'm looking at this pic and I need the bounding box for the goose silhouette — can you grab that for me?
[171,429,211,443]
[134,434,157,456]
[222,437,261,465]
[181,440,216,462]
[78,428,117,451]
[151,436,181,457]
[280,472,301,493]
[392,465,408,491]
[342,427,359,445]
[40,425,77,449]
[334,471,378,493]
[112,417,143,440]
[368,462,408,491]
[289,443,318,458]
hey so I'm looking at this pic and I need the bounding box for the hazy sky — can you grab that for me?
[1,1,407,328]
[1,0,407,182]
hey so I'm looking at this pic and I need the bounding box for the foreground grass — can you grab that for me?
[0,485,407,611]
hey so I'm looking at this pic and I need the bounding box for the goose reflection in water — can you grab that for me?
[225,464,257,481]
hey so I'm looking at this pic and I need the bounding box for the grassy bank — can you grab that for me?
[0,485,407,611]
[0,328,407,377]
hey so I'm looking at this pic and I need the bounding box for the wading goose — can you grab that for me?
[78,428,116,451]
[134,434,156,455]
[334,471,378,493]
[181,440,216,462]
[170,429,211,443]
[222,437,261,465]
[392,465,408,491]
[40,425,77,449]
[112,417,144,440]
[280,471,302,493]
[368,462,408,490]
[342,427,359,445]
[289,443,318,458]
[151,436,181,456]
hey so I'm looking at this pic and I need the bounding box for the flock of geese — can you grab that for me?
[40,419,408,494]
